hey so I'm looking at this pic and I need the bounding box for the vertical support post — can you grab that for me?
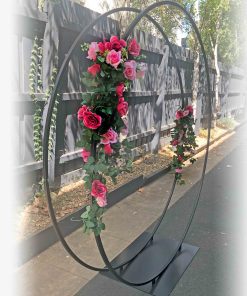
[42,1,61,187]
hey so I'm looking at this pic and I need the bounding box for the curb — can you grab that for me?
[16,121,245,266]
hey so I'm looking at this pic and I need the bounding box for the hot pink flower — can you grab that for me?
[175,110,184,120]
[91,180,107,207]
[83,111,102,129]
[101,128,118,145]
[104,144,113,155]
[128,39,141,56]
[175,168,183,174]
[78,105,90,121]
[81,148,90,163]
[124,60,137,80]
[117,98,128,117]
[106,50,122,68]
[87,42,99,61]
[178,155,183,162]
[87,64,101,76]
[116,83,125,97]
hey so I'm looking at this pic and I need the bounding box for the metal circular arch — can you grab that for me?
[42,6,185,272]
[93,0,212,287]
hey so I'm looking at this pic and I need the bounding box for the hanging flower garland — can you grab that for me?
[77,36,146,235]
[170,105,198,185]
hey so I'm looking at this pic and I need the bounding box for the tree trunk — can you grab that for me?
[214,42,221,117]
[192,47,201,135]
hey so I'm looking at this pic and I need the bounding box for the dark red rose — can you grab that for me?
[91,180,107,207]
[98,42,105,52]
[87,64,101,76]
[104,144,113,155]
[78,105,90,121]
[171,139,179,146]
[117,98,128,117]
[104,42,112,51]
[116,83,125,97]
[110,36,122,51]
[83,111,102,129]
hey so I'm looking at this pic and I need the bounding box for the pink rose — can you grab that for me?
[101,127,118,145]
[120,39,127,47]
[87,64,101,76]
[81,148,90,163]
[128,39,141,56]
[178,155,183,162]
[183,110,190,117]
[83,111,102,129]
[78,105,90,121]
[117,98,128,117]
[106,50,122,69]
[96,197,107,207]
[124,60,137,80]
[185,105,193,114]
[175,168,183,174]
[104,144,113,155]
[91,180,107,207]
[175,110,184,120]
[87,42,99,61]
[116,83,125,97]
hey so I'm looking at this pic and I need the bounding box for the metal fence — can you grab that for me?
[13,0,247,201]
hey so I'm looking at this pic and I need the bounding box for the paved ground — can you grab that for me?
[14,123,247,296]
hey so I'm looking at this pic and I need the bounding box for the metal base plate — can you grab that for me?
[101,232,199,295]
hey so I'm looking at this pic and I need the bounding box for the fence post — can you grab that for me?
[42,1,61,187]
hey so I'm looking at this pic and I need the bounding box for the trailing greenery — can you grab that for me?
[29,37,60,198]
[29,36,43,161]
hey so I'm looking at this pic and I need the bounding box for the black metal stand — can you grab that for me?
[42,1,212,294]
[101,231,199,296]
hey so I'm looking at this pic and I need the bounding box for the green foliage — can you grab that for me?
[29,36,43,162]
[100,0,187,41]
[170,106,198,185]
[188,0,244,65]
[81,203,105,236]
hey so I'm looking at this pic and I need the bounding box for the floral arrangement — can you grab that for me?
[77,36,146,235]
[170,105,198,184]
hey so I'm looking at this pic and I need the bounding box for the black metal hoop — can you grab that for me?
[93,1,212,287]
[43,6,185,272]
[43,1,212,286]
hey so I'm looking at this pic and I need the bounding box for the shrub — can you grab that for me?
[216,117,236,130]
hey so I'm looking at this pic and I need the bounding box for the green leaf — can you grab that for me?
[86,221,95,228]
[97,56,105,63]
